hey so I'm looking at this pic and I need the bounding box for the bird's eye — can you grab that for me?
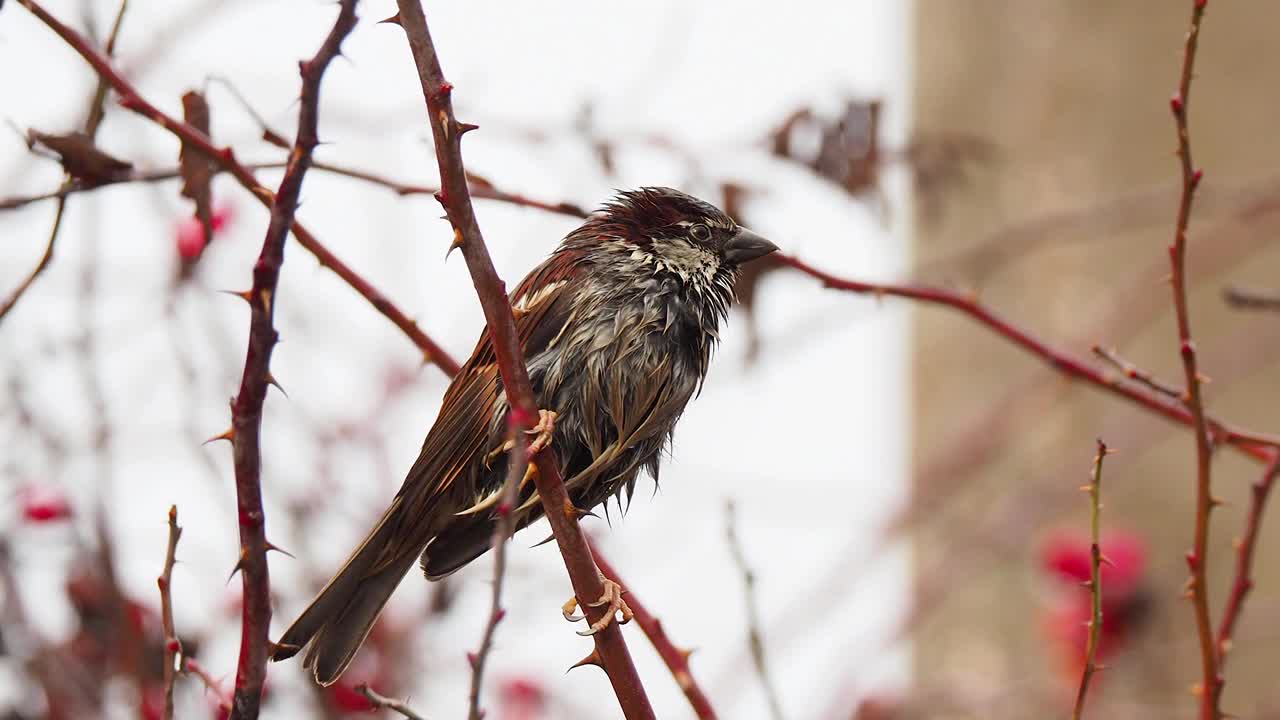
[689,224,711,242]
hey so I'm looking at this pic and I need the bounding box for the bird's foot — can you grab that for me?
[561,576,632,636]
[526,409,557,455]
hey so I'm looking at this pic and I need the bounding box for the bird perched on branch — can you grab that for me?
[271,187,778,685]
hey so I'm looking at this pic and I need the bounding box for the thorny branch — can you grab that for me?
[1165,3,1218,717]
[1072,440,1109,720]
[356,684,428,720]
[202,3,358,719]
[1214,455,1280,697]
[466,417,527,720]
[591,541,719,720]
[389,2,655,717]
[1091,345,1184,402]
[157,506,183,720]
[774,254,1280,464]
[13,0,460,376]
[726,501,786,720]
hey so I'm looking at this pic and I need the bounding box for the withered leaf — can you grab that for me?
[179,90,215,247]
[27,130,133,185]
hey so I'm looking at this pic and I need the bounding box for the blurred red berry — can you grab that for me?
[1041,530,1147,598]
[210,202,235,232]
[1039,530,1152,692]
[176,217,207,260]
[325,640,387,714]
[175,200,235,262]
[140,684,165,720]
[19,485,72,523]
[498,676,546,720]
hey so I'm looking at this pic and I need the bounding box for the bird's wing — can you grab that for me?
[366,249,586,574]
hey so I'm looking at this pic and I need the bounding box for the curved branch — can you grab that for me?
[774,253,1278,464]
[591,541,719,720]
[14,0,459,376]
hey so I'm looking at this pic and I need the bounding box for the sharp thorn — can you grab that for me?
[219,289,254,304]
[566,649,604,673]
[378,11,402,26]
[264,540,295,559]
[264,371,288,398]
[204,427,235,445]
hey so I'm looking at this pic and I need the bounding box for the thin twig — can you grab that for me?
[14,0,460,376]
[1091,345,1184,401]
[0,0,128,324]
[591,540,719,720]
[1222,286,1280,312]
[775,253,1279,464]
[390,3,655,717]
[1215,455,1280,685]
[725,501,786,720]
[1073,439,1110,720]
[356,684,428,720]
[466,415,527,720]
[0,159,587,216]
[157,505,183,720]
[1165,3,1218,717]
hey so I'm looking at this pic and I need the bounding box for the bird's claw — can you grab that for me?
[526,409,557,455]
[562,578,632,636]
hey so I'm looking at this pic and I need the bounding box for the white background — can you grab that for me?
[0,1,911,717]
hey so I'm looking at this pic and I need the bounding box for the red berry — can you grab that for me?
[20,485,72,523]
[176,217,207,260]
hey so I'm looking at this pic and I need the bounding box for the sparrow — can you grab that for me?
[271,187,778,685]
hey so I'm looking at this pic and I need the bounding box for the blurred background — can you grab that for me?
[1,1,1279,719]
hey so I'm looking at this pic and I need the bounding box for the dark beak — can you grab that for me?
[723,227,778,264]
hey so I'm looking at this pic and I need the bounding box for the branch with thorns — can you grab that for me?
[466,413,528,720]
[356,683,428,720]
[157,506,183,720]
[389,1,654,717]
[1163,3,1220,717]
[1072,439,1111,720]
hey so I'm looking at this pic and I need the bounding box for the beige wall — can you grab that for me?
[911,3,1280,716]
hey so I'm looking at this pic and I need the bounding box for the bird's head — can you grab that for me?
[580,187,778,285]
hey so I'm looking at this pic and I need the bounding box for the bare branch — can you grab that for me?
[157,505,183,720]
[466,416,527,720]
[13,0,460,376]
[389,2,654,717]
[356,684,428,720]
[1215,455,1280,696]
[726,501,786,720]
[775,253,1279,464]
[1163,3,1219,716]
[1223,286,1280,312]
[1073,440,1110,720]
[0,0,129,324]
[591,540,719,720]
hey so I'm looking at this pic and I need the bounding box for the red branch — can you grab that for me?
[206,4,358,718]
[389,2,654,717]
[1215,456,1280,696]
[14,0,459,377]
[774,254,1278,464]
[158,505,183,720]
[1165,3,1218,717]
[1072,440,1108,720]
[591,541,718,719]
[466,418,527,719]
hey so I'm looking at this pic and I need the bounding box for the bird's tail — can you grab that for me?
[271,500,420,686]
